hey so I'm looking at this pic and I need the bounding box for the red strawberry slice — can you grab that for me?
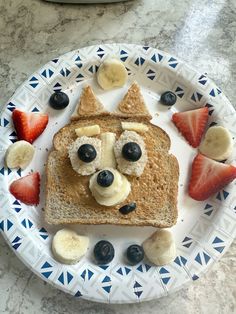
[12,109,49,144]
[9,172,40,205]
[189,154,236,201]
[172,107,209,148]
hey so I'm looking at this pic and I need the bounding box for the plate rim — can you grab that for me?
[0,43,235,303]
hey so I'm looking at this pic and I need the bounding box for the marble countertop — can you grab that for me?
[0,0,235,313]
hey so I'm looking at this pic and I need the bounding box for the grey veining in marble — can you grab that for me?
[0,0,235,313]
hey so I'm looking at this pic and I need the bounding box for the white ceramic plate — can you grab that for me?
[0,44,236,303]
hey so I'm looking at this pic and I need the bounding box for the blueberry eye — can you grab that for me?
[97,170,114,187]
[77,144,97,163]
[122,142,142,162]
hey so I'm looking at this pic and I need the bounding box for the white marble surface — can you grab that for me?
[0,0,235,313]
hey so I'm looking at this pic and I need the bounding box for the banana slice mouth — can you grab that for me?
[89,168,131,206]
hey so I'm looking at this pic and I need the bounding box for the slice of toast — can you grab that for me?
[71,85,109,119]
[117,82,151,119]
[45,83,179,227]
[45,116,179,227]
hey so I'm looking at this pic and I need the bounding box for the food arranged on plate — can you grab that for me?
[171,105,236,201]
[5,57,236,268]
[45,81,179,229]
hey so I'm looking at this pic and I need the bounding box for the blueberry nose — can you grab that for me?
[97,170,114,187]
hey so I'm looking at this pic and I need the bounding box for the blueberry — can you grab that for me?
[122,142,142,162]
[119,202,136,215]
[160,91,177,106]
[97,170,114,187]
[94,240,114,264]
[49,91,69,110]
[126,244,144,265]
[77,144,97,163]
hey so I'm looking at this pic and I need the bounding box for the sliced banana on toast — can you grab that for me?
[5,140,35,169]
[75,125,100,137]
[89,168,131,206]
[52,228,89,265]
[143,229,176,266]
[199,126,233,161]
[99,132,117,169]
[97,58,128,90]
[121,122,149,133]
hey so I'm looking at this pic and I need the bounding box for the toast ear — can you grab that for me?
[117,82,151,118]
[71,86,107,119]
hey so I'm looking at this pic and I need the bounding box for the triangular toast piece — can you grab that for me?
[118,82,150,117]
[72,86,107,119]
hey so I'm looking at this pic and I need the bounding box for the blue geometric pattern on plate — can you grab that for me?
[0,43,235,304]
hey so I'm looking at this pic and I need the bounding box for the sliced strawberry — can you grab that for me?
[12,109,49,144]
[172,107,209,148]
[189,154,236,201]
[9,172,40,205]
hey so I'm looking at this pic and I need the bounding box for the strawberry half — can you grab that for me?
[12,109,49,144]
[9,172,40,205]
[172,107,209,148]
[189,154,236,201]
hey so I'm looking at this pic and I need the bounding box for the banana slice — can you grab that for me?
[5,140,35,169]
[121,122,149,133]
[52,229,89,265]
[99,132,116,169]
[92,168,122,198]
[75,125,100,137]
[142,230,176,266]
[89,168,131,206]
[97,58,128,90]
[93,177,130,206]
[199,126,233,161]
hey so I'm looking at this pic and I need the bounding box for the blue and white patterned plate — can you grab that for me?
[0,44,235,303]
